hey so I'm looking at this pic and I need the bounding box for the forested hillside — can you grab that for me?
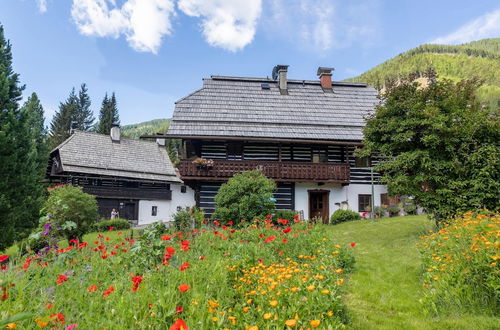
[121,118,170,139]
[346,38,500,110]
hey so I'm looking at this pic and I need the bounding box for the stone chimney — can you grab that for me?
[156,133,166,147]
[273,64,289,95]
[317,67,334,90]
[110,123,121,143]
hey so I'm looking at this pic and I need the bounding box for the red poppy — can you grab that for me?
[87,285,98,292]
[175,306,184,314]
[264,236,276,243]
[170,319,188,330]
[166,246,176,255]
[282,238,288,243]
[228,221,233,226]
[103,286,115,297]
[199,256,206,260]
[161,235,171,241]
[350,242,356,248]
[181,241,190,252]
[56,275,68,285]
[131,275,143,291]
[283,227,292,234]
[178,284,190,293]
[50,313,65,324]
[0,255,9,263]
[179,262,190,271]
[109,226,114,231]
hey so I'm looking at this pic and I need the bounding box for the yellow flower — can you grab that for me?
[307,285,315,291]
[6,323,16,329]
[310,320,321,328]
[243,307,250,313]
[228,316,236,325]
[336,278,344,285]
[335,268,343,274]
[285,319,297,328]
[269,300,278,307]
[212,317,218,322]
[263,313,273,320]
[247,326,258,330]
[290,287,298,293]
[327,311,334,317]
[321,289,330,294]
[246,299,253,304]
[208,299,220,308]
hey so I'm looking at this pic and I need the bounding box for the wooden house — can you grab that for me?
[164,65,388,223]
[47,125,194,225]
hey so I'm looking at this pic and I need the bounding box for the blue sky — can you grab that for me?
[1,0,499,125]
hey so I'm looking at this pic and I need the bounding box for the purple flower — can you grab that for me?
[43,222,52,236]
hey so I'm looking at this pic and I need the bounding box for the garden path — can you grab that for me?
[327,216,499,329]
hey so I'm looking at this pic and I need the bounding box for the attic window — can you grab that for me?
[261,83,270,90]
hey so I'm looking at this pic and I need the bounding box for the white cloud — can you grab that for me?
[267,0,380,53]
[71,0,175,54]
[431,9,500,44]
[37,0,48,13]
[178,0,262,52]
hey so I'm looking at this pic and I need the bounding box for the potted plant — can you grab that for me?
[192,157,214,170]
[373,206,385,218]
[404,204,417,215]
[387,205,400,217]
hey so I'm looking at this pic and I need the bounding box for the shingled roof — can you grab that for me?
[167,75,379,142]
[50,131,181,182]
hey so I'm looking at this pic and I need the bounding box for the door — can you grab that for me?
[119,201,138,220]
[308,190,330,224]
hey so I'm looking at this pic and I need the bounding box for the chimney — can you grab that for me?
[110,123,121,143]
[273,64,289,95]
[69,121,78,134]
[317,67,334,90]
[156,133,166,147]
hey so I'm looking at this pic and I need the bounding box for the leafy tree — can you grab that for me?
[361,72,499,225]
[213,170,276,223]
[96,92,119,134]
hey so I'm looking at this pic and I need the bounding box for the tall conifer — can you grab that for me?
[96,92,119,134]
[49,88,78,148]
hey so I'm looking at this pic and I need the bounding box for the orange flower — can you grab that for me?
[6,323,16,329]
[170,319,188,330]
[178,284,190,293]
[310,320,320,328]
[35,318,48,328]
[285,319,297,328]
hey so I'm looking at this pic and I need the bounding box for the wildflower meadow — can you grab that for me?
[0,216,355,329]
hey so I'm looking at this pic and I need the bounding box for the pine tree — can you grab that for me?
[75,83,94,131]
[96,92,119,134]
[49,88,78,148]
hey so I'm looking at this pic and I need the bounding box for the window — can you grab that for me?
[381,193,389,207]
[151,206,157,216]
[227,142,243,160]
[181,185,187,193]
[358,194,372,212]
[355,156,371,167]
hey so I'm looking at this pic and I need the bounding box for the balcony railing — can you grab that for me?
[178,159,350,183]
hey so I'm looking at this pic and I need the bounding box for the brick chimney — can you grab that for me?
[110,123,121,143]
[273,64,289,95]
[317,67,334,90]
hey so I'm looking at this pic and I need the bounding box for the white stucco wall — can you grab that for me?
[137,184,196,225]
[294,182,388,219]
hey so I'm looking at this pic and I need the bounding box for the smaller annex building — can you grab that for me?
[47,126,194,225]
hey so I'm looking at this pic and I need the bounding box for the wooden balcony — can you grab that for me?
[178,159,350,183]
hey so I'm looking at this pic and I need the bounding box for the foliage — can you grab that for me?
[0,220,355,329]
[273,209,298,222]
[96,92,119,134]
[0,26,47,250]
[373,206,385,217]
[404,204,417,215]
[213,170,276,224]
[361,72,500,224]
[42,185,98,240]
[121,118,181,163]
[418,211,499,315]
[386,206,400,216]
[91,218,130,232]
[346,38,500,110]
[330,209,361,224]
[173,206,205,232]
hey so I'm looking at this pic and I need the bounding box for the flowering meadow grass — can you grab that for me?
[418,211,499,315]
[1,219,355,329]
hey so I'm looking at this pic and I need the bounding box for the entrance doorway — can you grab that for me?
[308,190,330,224]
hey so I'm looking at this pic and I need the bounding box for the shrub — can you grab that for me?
[273,210,298,223]
[174,206,205,232]
[404,204,417,215]
[91,218,130,232]
[42,185,98,240]
[330,209,361,224]
[386,205,400,216]
[213,170,276,223]
[373,206,385,218]
[419,211,499,315]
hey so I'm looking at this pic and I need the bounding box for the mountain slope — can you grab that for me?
[346,38,500,110]
[121,118,170,139]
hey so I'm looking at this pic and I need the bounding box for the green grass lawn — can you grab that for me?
[326,215,500,330]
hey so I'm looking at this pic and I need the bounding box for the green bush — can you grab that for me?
[91,218,130,232]
[373,206,385,217]
[273,210,298,223]
[387,205,400,216]
[213,170,276,224]
[330,209,361,224]
[404,204,417,215]
[174,206,205,232]
[42,185,98,240]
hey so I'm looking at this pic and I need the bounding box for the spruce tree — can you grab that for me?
[96,92,119,134]
[49,88,78,148]
[75,83,94,131]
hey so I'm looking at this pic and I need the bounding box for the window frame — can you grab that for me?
[358,194,372,212]
[151,206,158,217]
